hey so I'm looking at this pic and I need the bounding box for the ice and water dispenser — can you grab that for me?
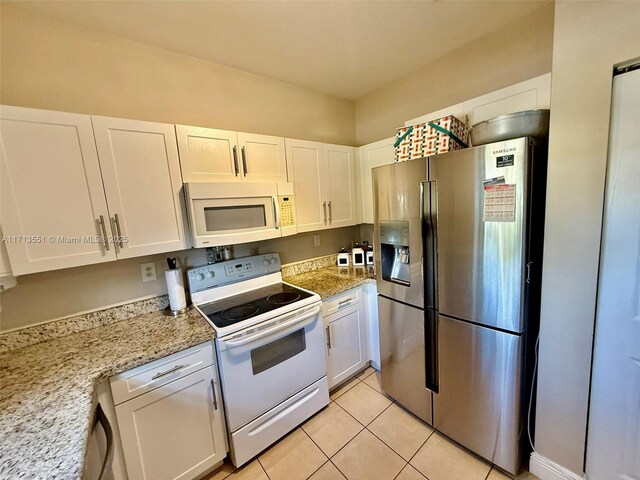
[379,221,411,285]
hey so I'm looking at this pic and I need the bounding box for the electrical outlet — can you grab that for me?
[313,235,321,247]
[141,262,157,282]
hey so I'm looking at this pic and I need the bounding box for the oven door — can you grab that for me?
[186,182,282,247]
[216,303,326,432]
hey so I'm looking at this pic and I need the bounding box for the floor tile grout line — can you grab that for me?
[298,424,331,476]
[329,377,362,401]
[406,428,437,467]
[328,458,348,480]
[256,456,271,480]
[364,419,426,465]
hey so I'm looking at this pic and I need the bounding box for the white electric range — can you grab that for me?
[188,253,329,467]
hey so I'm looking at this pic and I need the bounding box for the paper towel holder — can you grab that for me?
[162,304,193,317]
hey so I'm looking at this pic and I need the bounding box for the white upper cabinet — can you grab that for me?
[237,132,287,183]
[92,116,188,258]
[286,139,327,232]
[0,106,116,275]
[358,137,396,224]
[326,144,358,228]
[176,126,287,183]
[286,139,357,233]
[175,126,239,182]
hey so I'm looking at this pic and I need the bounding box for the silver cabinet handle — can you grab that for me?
[338,297,353,306]
[323,201,327,225]
[113,214,124,248]
[210,378,218,410]
[151,364,184,380]
[98,215,109,251]
[526,261,533,284]
[241,146,248,176]
[326,326,332,349]
[328,201,332,224]
[233,146,239,176]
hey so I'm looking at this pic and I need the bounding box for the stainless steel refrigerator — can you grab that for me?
[373,137,546,474]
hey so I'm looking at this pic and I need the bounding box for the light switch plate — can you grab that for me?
[141,262,157,282]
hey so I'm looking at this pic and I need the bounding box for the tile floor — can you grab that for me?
[206,367,539,480]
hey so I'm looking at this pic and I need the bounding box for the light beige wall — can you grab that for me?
[0,5,355,145]
[354,4,554,146]
[0,226,361,331]
[535,1,640,475]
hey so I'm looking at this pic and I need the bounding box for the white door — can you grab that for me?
[286,139,328,233]
[115,367,226,480]
[175,125,240,182]
[586,68,640,480]
[326,144,357,228]
[359,138,396,224]
[237,132,287,183]
[326,305,367,388]
[0,106,116,274]
[93,116,188,259]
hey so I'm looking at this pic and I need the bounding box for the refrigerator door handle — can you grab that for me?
[423,180,439,310]
[425,309,439,393]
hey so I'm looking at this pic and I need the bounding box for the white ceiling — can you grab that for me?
[7,0,551,100]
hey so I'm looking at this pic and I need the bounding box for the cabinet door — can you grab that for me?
[0,106,116,275]
[360,138,396,224]
[326,304,367,388]
[286,139,328,233]
[93,116,188,259]
[237,132,287,183]
[175,125,240,182]
[326,144,357,228]
[115,366,226,480]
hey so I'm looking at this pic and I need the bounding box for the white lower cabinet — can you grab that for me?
[323,288,369,389]
[112,343,227,480]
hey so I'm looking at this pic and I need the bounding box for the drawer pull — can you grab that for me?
[338,297,353,306]
[326,326,332,349]
[210,379,218,410]
[151,364,185,380]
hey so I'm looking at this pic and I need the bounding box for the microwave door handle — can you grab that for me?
[232,146,239,176]
[222,305,321,349]
[272,196,281,230]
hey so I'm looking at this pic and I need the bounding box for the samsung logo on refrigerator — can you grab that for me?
[492,147,517,154]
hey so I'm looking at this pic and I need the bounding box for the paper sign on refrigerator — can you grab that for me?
[483,184,516,222]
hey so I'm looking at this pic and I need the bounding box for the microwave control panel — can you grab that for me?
[278,196,295,227]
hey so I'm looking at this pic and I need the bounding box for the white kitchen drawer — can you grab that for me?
[322,287,362,317]
[110,342,214,405]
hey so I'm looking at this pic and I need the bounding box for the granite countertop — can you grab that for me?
[284,264,376,299]
[0,309,215,479]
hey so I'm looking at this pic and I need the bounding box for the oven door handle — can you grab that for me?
[222,305,321,349]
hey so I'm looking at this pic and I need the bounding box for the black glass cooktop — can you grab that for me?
[199,283,314,328]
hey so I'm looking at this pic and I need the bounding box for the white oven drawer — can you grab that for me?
[230,377,329,467]
[110,342,214,405]
[217,303,326,432]
[322,287,362,316]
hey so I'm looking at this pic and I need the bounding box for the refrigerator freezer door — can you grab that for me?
[433,315,523,474]
[428,138,530,333]
[373,158,427,309]
[378,295,433,425]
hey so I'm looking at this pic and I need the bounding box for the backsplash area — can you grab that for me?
[0,226,361,332]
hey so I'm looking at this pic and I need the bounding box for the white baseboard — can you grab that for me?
[529,452,586,480]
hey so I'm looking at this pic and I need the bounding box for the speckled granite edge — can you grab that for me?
[0,295,170,353]
[281,254,338,277]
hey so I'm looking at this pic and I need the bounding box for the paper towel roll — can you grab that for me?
[165,269,187,311]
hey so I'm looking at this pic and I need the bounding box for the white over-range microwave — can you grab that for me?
[185,182,297,247]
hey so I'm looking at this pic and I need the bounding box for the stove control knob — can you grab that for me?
[198,272,206,280]
[269,258,277,265]
[207,271,215,279]
[262,259,270,266]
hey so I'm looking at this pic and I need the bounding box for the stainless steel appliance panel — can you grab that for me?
[433,315,523,474]
[428,138,529,333]
[378,295,432,424]
[373,159,427,309]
